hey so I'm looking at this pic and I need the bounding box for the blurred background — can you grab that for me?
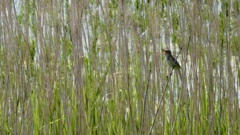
[0,0,239,134]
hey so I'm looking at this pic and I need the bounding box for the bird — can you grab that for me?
[162,49,182,79]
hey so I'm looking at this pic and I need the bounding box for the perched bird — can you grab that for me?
[162,49,181,70]
[162,49,182,79]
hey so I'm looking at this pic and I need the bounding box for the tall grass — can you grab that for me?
[0,0,239,134]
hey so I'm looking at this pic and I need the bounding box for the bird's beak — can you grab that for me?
[162,49,166,54]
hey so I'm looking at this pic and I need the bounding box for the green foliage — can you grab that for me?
[4,121,11,135]
[30,40,36,61]
[0,0,239,134]
[171,11,179,44]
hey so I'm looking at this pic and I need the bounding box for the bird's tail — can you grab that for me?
[175,69,182,89]
[176,69,182,81]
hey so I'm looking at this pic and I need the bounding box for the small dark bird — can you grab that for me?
[162,49,181,70]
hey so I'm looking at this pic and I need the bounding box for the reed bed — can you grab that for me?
[0,0,239,134]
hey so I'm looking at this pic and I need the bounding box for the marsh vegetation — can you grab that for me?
[0,0,240,134]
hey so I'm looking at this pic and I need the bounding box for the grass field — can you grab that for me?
[0,0,240,134]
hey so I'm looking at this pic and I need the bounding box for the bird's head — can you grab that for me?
[162,49,172,56]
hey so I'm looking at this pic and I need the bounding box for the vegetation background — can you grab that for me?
[0,0,239,134]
